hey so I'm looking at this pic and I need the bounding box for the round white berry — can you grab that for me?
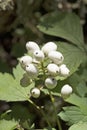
[34,50,45,61]
[59,64,70,77]
[26,64,38,78]
[61,84,73,99]
[26,41,40,53]
[48,51,64,65]
[45,77,57,89]
[41,42,57,55]
[31,88,40,98]
[19,56,32,70]
[47,63,59,76]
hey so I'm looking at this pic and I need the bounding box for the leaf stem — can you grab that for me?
[48,90,62,130]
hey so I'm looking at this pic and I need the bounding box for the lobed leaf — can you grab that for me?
[0,64,35,102]
[59,106,87,125]
[38,11,84,49]
[66,93,87,114]
[0,119,18,130]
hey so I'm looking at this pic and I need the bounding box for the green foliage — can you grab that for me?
[58,65,87,129]
[66,93,87,113]
[0,64,35,101]
[9,104,35,130]
[56,42,85,79]
[10,104,34,122]
[69,122,87,130]
[59,106,87,125]
[76,81,87,97]
[38,11,84,49]
[38,11,86,80]
[0,119,18,130]
[0,104,35,130]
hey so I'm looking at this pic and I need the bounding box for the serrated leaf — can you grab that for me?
[66,93,87,114]
[38,11,84,49]
[0,119,18,130]
[69,122,87,130]
[59,106,87,125]
[56,42,85,80]
[13,63,25,82]
[0,64,35,102]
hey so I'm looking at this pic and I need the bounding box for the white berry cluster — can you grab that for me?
[19,41,72,98]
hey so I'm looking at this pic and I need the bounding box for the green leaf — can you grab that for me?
[0,119,18,130]
[10,104,35,130]
[0,64,35,102]
[38,11,84,48]
[69,122,87,130]
[59,106,87,125]
[76,81,87,97]
[80,68,87,82]
[66,94,87,114]
[56,42,85,80]
[13,63,24,82]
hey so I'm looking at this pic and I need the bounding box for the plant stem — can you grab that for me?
[49,90,62,130]
[41,60,62,129]
[41,61,46,80]
[27,98,52,128]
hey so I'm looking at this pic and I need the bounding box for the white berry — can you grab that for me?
[26,64,38,79]
[34,50,45,61]
[41,42,57,55]
[31,88,40,98]
[61,84,73,99]
[47,63,59,76]
[48,51,64,65]
[26,41,40,53]
[19,56,32,70]
[59,64,70,77]
[45,77,57,89]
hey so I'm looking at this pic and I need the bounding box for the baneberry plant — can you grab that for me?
[19,41,72,130]
[0,11,87,130]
